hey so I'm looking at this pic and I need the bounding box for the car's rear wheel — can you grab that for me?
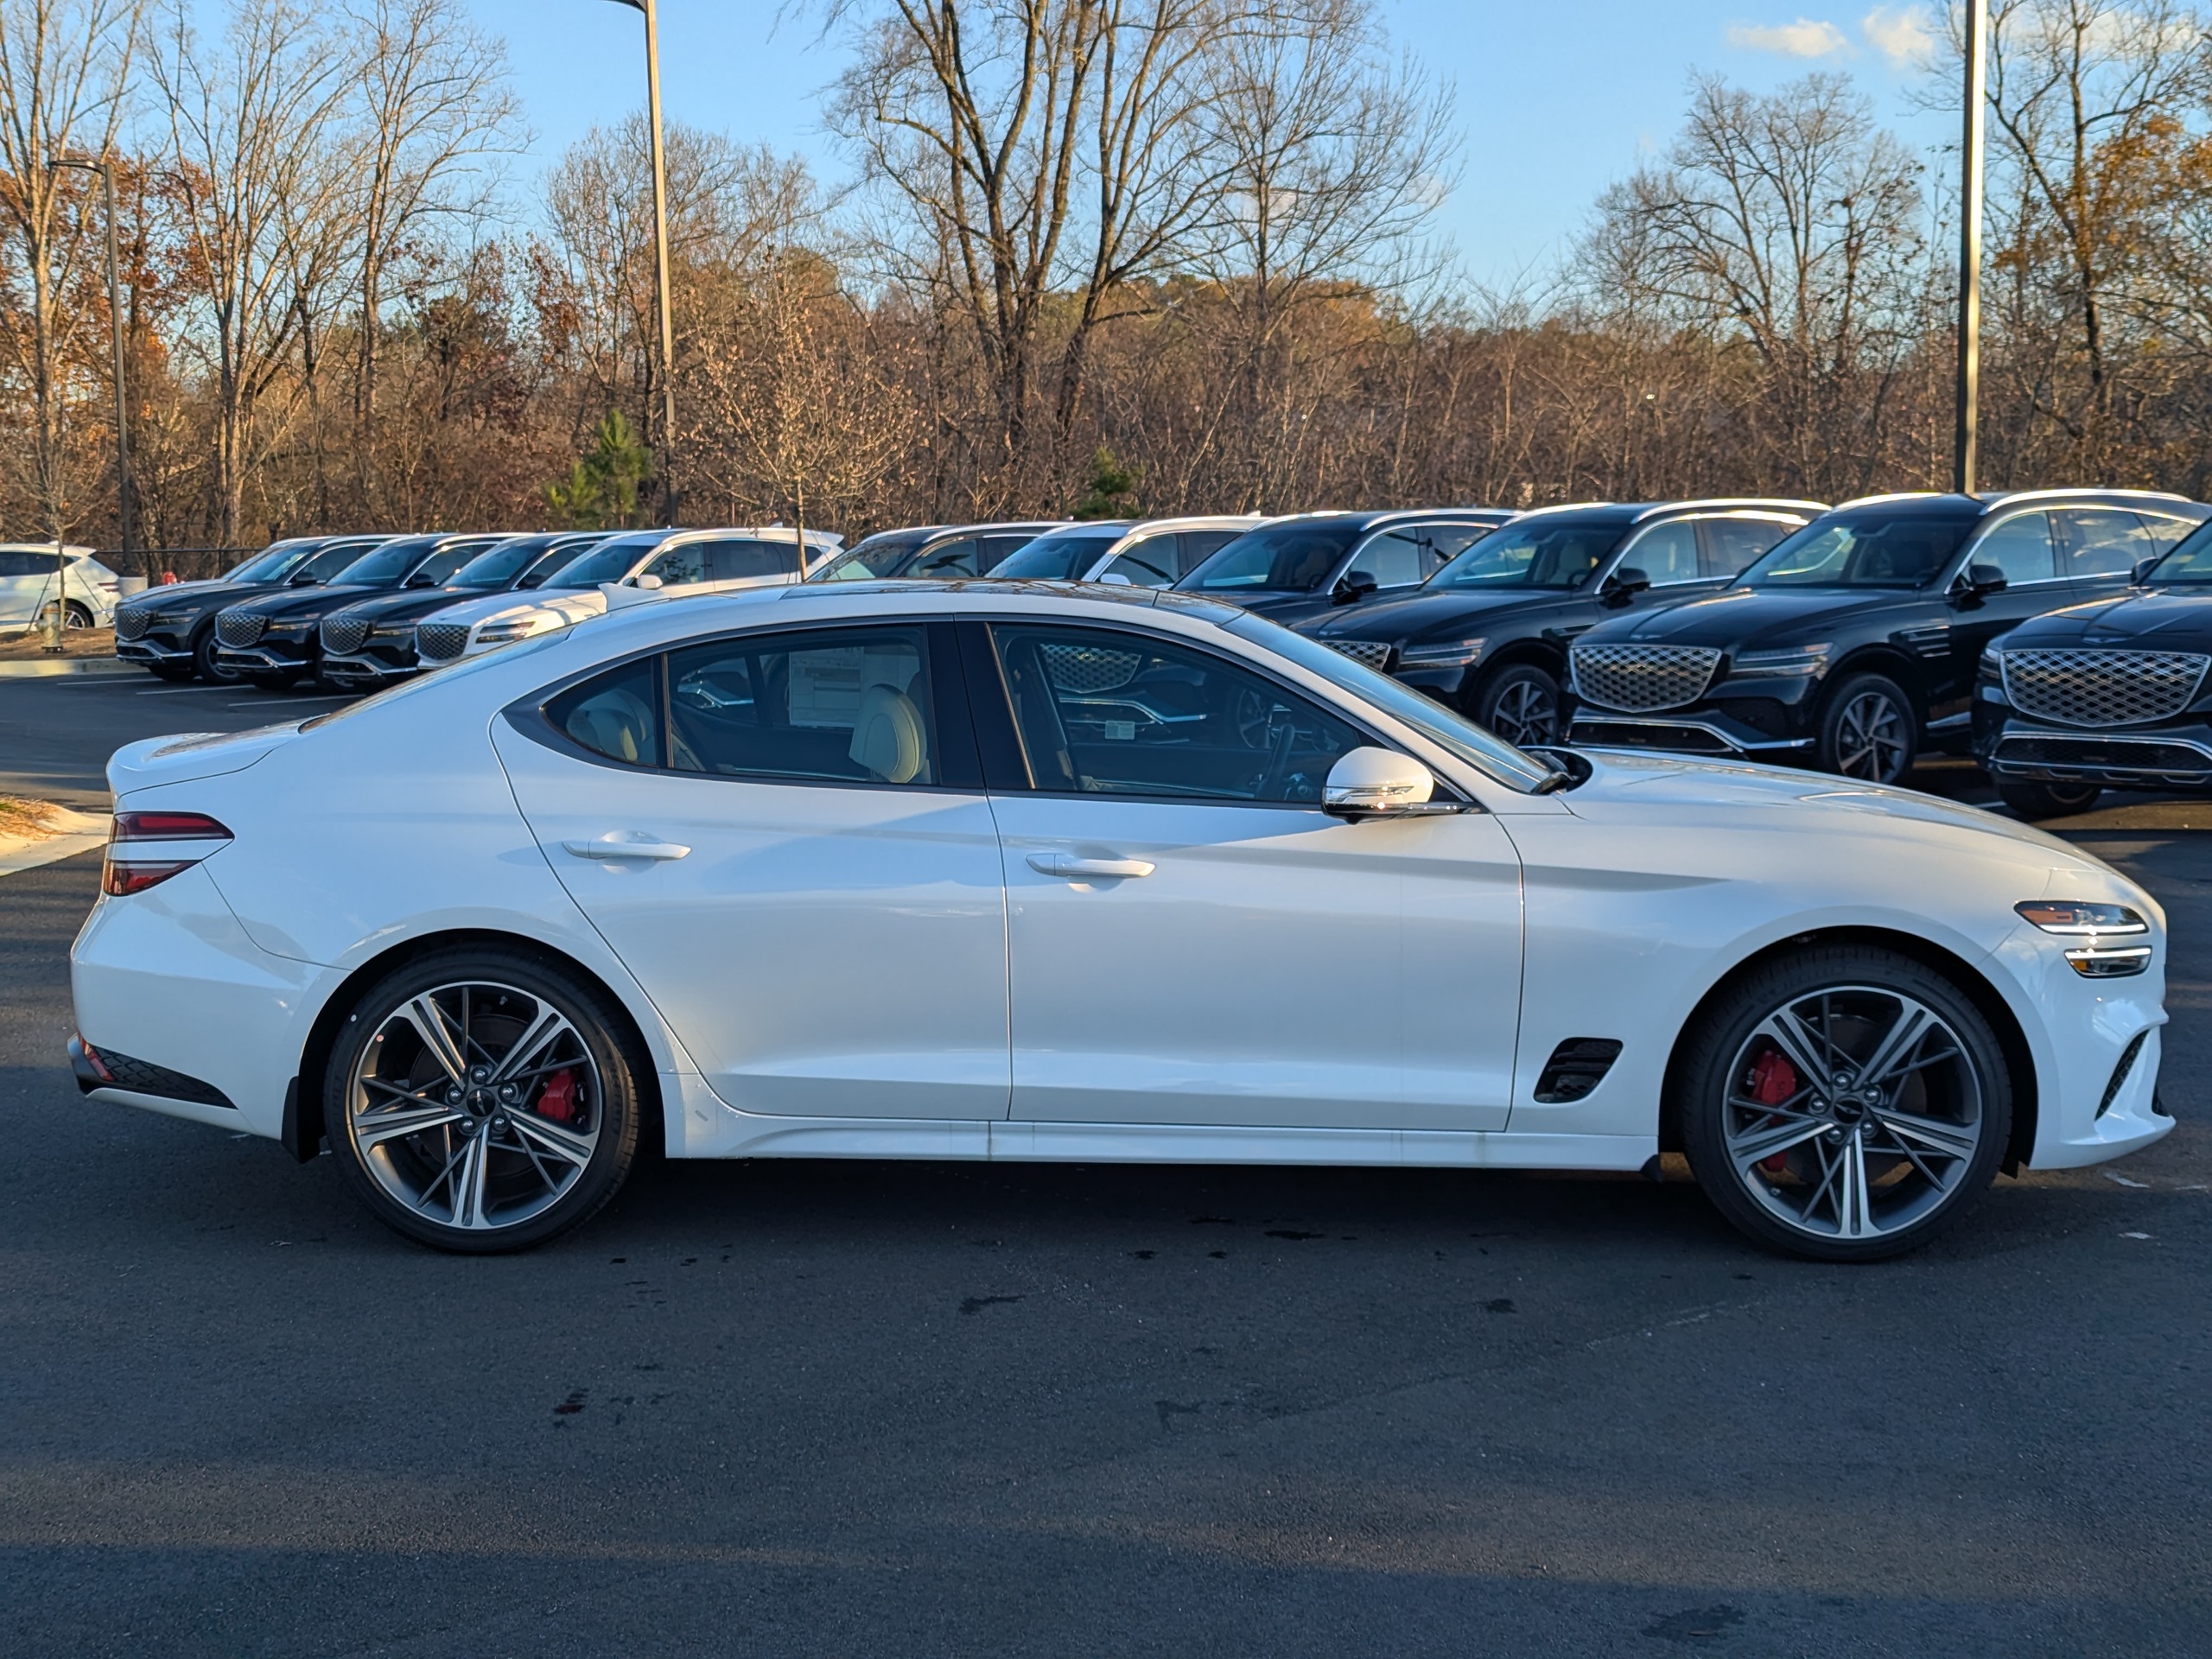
[192,626,242,684]
[1471,663,1561,747]
[323,950,645,1253]
[36,601,94,630]
[1676,945,2011,1262]
[1996,779,2101,820]
[1818,672,1916,784]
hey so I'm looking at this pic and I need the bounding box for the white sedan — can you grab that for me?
[71,583,2170,1259]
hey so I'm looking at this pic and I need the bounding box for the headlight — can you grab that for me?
[264,618,311,635]
[2016,900,2152,976]
[1398,638,1485,668]
[475,615,551,645]
[1729,643,1831,678]
[370,622,416,639]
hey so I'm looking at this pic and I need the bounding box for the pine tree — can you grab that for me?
[543,412,654,529]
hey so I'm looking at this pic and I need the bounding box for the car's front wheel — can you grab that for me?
[1471,663,1561,747]
[323,949,645,1252]
[1817,672,1917,784]
[192,626,242,684]
[1676,945,2011,1262]
[1996,779,2101,820]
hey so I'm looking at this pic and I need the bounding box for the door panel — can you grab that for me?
[493,623,1011,1121]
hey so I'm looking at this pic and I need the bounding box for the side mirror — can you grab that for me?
[1332,569,1380,606]
[1601,565,1651,605]
[2132,556,2161,585]
[1951,562,2006,604]
[1097,572,1134,587]
[632,573,664,591]
[1323,747,1439,820]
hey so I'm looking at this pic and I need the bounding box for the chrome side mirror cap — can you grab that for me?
[1323,746,1459,819]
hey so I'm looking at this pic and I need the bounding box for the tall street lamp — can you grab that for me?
[47,154,134,651]
[604,0,680,524]
[1955,0,1987,495]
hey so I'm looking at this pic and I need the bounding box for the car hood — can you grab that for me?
[127,579,276,616]
[109,724,304,793]
[220,583,386,622]
[330,586,494,626]
[2001,588,2212,652]
[1599,584,1926,647]
[1309,586,1582,644]
[420,588,612,630]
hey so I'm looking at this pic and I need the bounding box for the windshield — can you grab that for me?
[814,531,933,581]
[289,540,384,582]
[1183,523,1361,593]
[226,539,322,582]
[1431,520,1624,589]
[2143,518,2212,582]
[333,536,444,585]
[1742,507,1976,588]
[452,537,553,589]
[995,533,1123,582]
[518,537,605,588]
[1225,612,1555,791]
[550,532,664,588]
[406,543,486,586]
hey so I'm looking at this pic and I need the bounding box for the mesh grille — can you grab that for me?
[320,616,370,655]
[2001,648,2209,727]
[114,607,149,640]
[1571,643,1722,711]
[1995,734,2212,773]
[417,621,470,661]
[1327,640,1392,671]
[215,611,265,648]
[1039,643,1142,693]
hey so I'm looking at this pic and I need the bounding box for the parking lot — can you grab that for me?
[3,670,2209,1656]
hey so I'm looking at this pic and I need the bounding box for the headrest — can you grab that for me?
[849,683,926,784]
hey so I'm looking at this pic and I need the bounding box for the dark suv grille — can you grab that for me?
[114,607,149,641]
[321,615,371,656]
[215,611,265,648]
[417,621,470,662]
[2001,648,2209,727]
[1327,640,1392,671]
[1571,644,1722,712]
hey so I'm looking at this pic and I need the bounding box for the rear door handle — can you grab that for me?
[563,835,691,861]
[1027,853,1154,879]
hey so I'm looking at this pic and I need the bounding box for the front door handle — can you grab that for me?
[563,835,691,861]
[1027,853,1154,879]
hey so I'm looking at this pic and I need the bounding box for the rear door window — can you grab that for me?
[668,625,940,785]
[2053,508,2157,579]
[643,541,712,587]
[706,539,798,581]
[1967,512,2057,585]
[549,658,663,768]
[1700,516,1798,577]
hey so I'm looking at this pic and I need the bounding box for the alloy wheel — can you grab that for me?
[1487,676,1559,746]
[344,981,603,1234]
[1833,689,1909,781]
[1720,985,1984,1243]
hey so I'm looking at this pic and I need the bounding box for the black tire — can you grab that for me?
[1817,671,1917,784]
[193,626,243,684]
[322,947,645,1253]
[1676,944,2012,1262]
[37,600,94,630]
[1996,779,2102,820]
[1470,662,1562,747]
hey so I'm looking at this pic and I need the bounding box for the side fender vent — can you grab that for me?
[1533,1038,1624,1103]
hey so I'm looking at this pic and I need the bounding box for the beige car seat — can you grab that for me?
[849,683,928,783]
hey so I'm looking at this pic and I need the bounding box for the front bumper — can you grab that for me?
[320,645,420,687]
[1566,675,1821,758]
[116,637,193,666]
[1974,696,2212,789]
[215,637,315,675]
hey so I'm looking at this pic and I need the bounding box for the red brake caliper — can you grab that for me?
[1748,1047,1799,1174]
[537,1068,578,1124]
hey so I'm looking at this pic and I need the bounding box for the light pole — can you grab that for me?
[605,0,680,524]
[45,155,133,650]
[1955,0,1987,495]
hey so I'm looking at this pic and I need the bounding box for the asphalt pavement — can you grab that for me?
[2,672,2208,1656]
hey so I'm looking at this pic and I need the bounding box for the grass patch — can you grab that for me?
[0,797,61,841]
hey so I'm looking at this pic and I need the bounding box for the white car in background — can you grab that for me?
[73,582,2169,1262]
[988,516,1269,588]
[0,543,124,631]
[413,525,840,667]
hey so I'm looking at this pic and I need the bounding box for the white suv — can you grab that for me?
[414,525,841,667]
[987,517,1268,588]
[0,543,123,632]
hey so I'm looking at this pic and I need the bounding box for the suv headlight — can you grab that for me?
[2016,900,2152,976]
[371,621,416,639]
[1729,643,1831,679]
[475,615,553,645]
[1398,638,1485,668]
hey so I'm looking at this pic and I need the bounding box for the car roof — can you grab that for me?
[1832,488,2205,516]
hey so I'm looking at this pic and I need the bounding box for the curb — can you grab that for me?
[0,829,107,879]
[0,658,144,679]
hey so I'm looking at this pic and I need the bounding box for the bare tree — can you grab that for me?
[0,0,143,539]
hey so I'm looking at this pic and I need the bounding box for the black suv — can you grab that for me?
[1975,517,2212,817]
[812,522,1065,581]
[317,532,607,690]
[1173,509,1515,626]
[213,533,509,690]
[113,535,393,683]
[1298,499,1822,744]
[1562,489,2208,783]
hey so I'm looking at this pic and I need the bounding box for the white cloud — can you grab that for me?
[1726,18,1853,57]
[1863,4,1936,68]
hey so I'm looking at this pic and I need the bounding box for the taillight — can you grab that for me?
[103,810,232,897]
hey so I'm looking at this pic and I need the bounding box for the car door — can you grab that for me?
[1944,509,2069,698]
[971,618,1523,1132]
[2052,506,2160,599]
[493,619,1012,1121]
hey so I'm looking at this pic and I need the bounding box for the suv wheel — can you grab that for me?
[1818,672,1916,783]
[1996,780,2101,820]
[1677,944,2011,1262]
[1472,663,1561,747]
[323,949,645,1253]
[192,626,242,684]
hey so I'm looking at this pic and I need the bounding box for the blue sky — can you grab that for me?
[471,1,1956,285]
